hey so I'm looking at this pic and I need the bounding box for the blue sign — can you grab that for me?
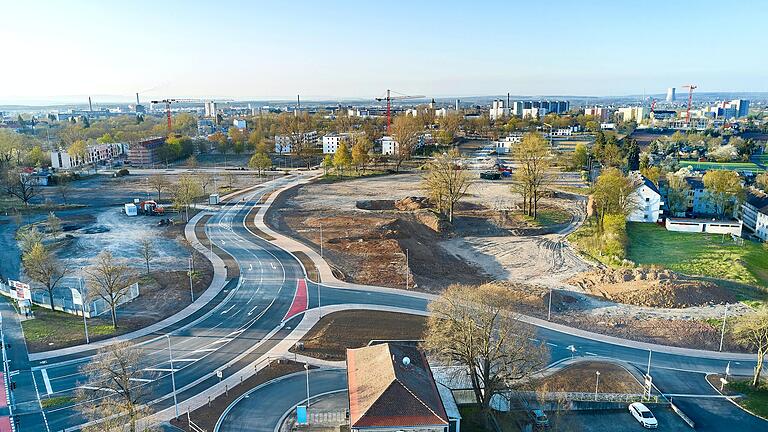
[297,405,308,425]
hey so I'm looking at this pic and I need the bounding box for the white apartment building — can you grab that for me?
[628,174,663,223]
[232,119,247,130]
[521,108,546,119]
[273,130,319,154]
[740,189,768,241]
[204,101,218,118]
[489,100,509,121]
[380,136,399,155]
[322,132,359,154]
[618,107,647,123]
[51,142,126,170]
[584,106,611,121]
[493,134,523,154]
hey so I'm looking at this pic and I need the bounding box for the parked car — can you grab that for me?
[480,171,501,180]
[628,402,658,429]
[530,409,549,428]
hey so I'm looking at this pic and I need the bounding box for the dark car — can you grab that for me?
[480,171,501,180]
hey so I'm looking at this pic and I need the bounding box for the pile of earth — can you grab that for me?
[394,196,432,211]
[568,267,736,308]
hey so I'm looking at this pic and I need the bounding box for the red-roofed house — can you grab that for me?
[346,343,460,432]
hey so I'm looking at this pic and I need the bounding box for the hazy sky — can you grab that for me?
[2,0,767,103]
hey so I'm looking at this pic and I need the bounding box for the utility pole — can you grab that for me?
[319,223,323,258]
[719,304,728,352]
[167,334,179,419]
[188,256,195,302]
[646,350,652,375]
[594,371,601,401]
[547,288,553,321]
[405,248,410,290]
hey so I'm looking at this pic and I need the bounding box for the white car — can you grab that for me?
[629,402,658,429]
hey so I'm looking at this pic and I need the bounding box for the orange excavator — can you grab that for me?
[138,200,164,216]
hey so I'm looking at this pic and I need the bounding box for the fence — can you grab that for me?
[0,280,139,318]
[453,389,661,410]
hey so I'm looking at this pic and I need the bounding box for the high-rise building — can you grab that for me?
[666,87,676,102]
[204,101,218,118]
[489,100,509,120]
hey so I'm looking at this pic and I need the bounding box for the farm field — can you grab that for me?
[626,223,768,295]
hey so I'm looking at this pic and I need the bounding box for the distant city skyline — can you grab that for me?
[2,0,767,104]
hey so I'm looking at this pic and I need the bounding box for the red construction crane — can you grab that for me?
[650,98,657,113]
[150,99,201,132]
[681,84,697,122]
[375,90,425,134]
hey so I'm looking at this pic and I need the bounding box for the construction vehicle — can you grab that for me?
[375,90,425,134]
[137,200,165,216]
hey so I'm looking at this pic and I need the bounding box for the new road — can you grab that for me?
[2,172,766,432]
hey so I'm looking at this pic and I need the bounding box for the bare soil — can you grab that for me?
[289,310,427,361]
[538,361,644,394]
[568,268,736,308]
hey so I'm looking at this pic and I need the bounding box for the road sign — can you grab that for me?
[216,370,223,379]
[644,374,653,387]
[296,405,308,425]
[71,288,83,306]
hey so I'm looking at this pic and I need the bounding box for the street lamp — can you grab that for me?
[188,256,195,302]
[319,223,323,258]
[594,371,601,401]
[304,362,311,413]
[405,248,410,290]
[166,334,179,419]
[719,304,728,352]
[79,277,89,344]
[547,288,553,321]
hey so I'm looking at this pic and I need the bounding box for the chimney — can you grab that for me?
[88,97,93,112]
[136,93,140,105]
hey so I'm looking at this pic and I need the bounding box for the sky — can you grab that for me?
[1,0,767,104]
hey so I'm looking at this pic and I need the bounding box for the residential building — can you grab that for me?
[380,136,398,155]
[617,107,647,123]
[493,134,523,154]
[51,142,126,170]
[322,132,361,154]
[127,137,166,166]
[584,106,611,121]
[273,130,318,154]
[521,107,546,119]
[489,100,509,121]
[740,188,768,241]
[666,87,676,102]
[204,101,218,118]
[511,100,569,115]
[346,343,459,432]
[628,174,663,222]
[232,119,247,130]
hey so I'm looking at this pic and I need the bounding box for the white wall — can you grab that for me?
[665,218,742,236]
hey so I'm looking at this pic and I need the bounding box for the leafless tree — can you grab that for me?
[390,115,423,172]
[733,307,768,387]
[77,341,157,432]
[139,239,155,274]
[3,170,40,206]
[86,251,133,328]
[22,242,67,311]
[423,149,472,223]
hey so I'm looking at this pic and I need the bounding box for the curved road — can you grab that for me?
[6,171,766,432]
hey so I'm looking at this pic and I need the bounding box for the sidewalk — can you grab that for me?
[28,210,230,362]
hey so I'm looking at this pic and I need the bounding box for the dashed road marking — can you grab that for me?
[41,369,53,395]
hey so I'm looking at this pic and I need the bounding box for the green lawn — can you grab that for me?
[679,160,765,174]
[727,380,768,419]
[21,306,117,351]
[525,208,573,227]
[626,223,768,291]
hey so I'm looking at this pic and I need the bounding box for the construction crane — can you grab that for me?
[650,98,657,113]
[375,90,425,135]
[150,99,201,132]
[681,84,697,122]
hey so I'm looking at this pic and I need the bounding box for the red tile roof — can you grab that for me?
[347,343,449,429]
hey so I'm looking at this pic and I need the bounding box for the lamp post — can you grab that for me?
[319,223,323,258]
[79,277,89,344]
[188,256,195,302]
[547,288,553,321]
[594,371,601,401]
[167,334,179,419]
[405,248,410,290]
[719,304,728,352]
[304,362,311,413]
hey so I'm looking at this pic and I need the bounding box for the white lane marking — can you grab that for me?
[271,263,276,269]
[41,369,53,395]
[585,352,597,356]
[546,342,558,347]
[211,338,233,344]
[247,305,259,316]
[129,378,154,383]
[78,386,117,393]
[192,348,217,353]
[227,329,245,337]
[221,305,235,314]
[172,358,200,363]
[9,370,19,377]
[143,368,178,372]
[528,338,540,343]
[249,264,253,271]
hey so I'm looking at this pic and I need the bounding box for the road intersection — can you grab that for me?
[1,171,765,431]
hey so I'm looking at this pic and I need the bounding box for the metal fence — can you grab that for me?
[0,280,139,318]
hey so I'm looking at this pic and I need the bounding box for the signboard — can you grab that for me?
[8,280,31,300]
[644,374,653,387]
[71,288,83,306]
[296,405,308,425]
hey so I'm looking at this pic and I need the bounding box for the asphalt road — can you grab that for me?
[2,171,765,432]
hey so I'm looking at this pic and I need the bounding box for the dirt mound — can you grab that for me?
[395,196,432,211]
[569,268,736,308]
[356,199,395,210]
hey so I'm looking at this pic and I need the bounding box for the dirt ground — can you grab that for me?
[266,172,580,291]
[568,268,737,308]
[289,310,427,361]
[538,361,644,394]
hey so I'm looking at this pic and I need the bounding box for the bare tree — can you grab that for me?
[56,175,73,205]
[423,149,472,223]
[77,341,156,432]
[22,242,67,311]
[47,211,62,239]
[733,307,768,387]
[390,115,423,172]
[172,174,203,221]
[423,283,548,423]
[147,175,169,201]
[139,239,155,274]
[86,251,133,328]
[3,170,40,206]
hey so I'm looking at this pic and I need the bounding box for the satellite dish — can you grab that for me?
[402,356,411,366]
